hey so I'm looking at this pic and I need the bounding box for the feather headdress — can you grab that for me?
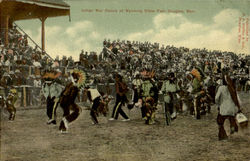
[71,69,86,88]
[191,68,201,81]
[42,71,61,80]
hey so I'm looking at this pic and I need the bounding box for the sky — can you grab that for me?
[15,0,250,60]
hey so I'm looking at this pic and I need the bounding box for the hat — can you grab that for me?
[191,68,201,81]
[10,89,17,94]
[3,72,10,77]
[45,80,52,84]
[115,73,123,80]
[168,72,175,78]
[30,75,35,78]
[9,71,15,75]
[56,68,61,73]
[42,71,61,79]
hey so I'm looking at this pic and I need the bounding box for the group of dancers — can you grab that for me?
[41,67,184,134]
[3,66,245,140]
[42,69,85,133]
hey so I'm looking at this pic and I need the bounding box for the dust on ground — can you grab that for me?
[1,92,250,161]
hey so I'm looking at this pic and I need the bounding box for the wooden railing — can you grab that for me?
[13,22,54,61]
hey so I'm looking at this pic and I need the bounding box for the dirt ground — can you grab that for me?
[1,92,250,161]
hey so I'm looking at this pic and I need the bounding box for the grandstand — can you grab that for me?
[0,0,70,107]
[0,0,70,52]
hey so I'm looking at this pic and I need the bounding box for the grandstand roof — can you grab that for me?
[14,0,69,9]
[0,0,70,21]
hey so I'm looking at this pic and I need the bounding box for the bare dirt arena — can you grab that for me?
[1,92,250,161]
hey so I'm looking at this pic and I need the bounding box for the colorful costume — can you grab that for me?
[59,69,86,133]
[191,68,205,119]
[141,78,156,124]
[42,72,63,124]
[84,88,110,124]
[161,73,180,125]
[6,89,18,121]
[110,74,130,121]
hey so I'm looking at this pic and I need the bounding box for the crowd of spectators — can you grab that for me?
[0,26,249,107]
[0,25,55,106]
[81,39,250,91]
[0,26,53,87]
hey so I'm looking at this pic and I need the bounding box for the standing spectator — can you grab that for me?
[33,75,42,106]
[128,73,142,110]
[215,74,241,141]
[34,76,42,87]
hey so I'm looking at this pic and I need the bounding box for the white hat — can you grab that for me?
[9,71,15,75]
[15,69,20,73]
[45,81,52,84]
[56,68,61,72]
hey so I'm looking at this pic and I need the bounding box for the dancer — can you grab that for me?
[84,87,111,124]
[59,69,86,133]
[190,68,205,119]
[109,74,130,121]
[141,71,157,124]
[42,71,62,124]
[161,72,180,125]
[6,88,18,121]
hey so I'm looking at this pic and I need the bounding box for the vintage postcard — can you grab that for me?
[0,0,250,161]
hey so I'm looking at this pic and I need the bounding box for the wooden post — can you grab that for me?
[23,86,26,107]
[40,17,47,54]
[5,15,9,47]
[29,66,32,76]
[0,10,2,34]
